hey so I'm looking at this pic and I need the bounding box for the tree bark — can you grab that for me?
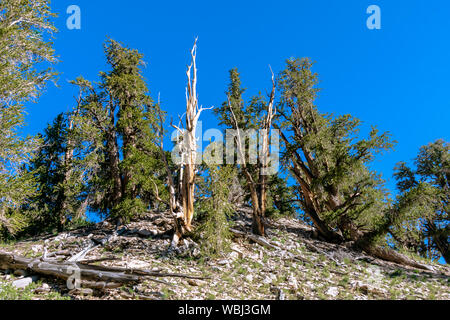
[227,69,276,237]
[105,101,123,210]
[277,127,343,243]
[433,232,450,264]
[0,251,207,289]
[157,39,211,248]
[58,99,82,229]
[358,244,434,271]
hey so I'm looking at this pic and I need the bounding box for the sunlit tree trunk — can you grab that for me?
[156,39,211,248]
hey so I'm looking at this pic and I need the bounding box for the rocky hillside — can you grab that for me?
[0,211,449,300]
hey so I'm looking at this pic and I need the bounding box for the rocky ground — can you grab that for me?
[0,211,449,300]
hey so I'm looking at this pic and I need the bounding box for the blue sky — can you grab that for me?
[25,0,449,196]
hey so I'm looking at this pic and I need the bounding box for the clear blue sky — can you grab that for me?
[25,0,449,196]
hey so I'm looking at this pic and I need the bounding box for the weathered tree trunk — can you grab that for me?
[283,141,433,269]
[169,40,200,244]
[58,99,82,229]
[177,39,207,235]
[156,39,211,248]
[248,177,264,236]
[105,101,123,210]
[180,155,195,232]
[0,251,207,289]
[277,128,343,242]
[427,222,450,264]
[433,233,450,264]
[227,69,277,237]
[358,244,434,271]
[0,252,140,287]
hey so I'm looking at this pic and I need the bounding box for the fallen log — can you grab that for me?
[0,251,207,290]
[77,261,209,280]
[0,252,141,286]
[230,229,280,250]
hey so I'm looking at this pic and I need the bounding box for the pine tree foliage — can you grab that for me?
[392,139,449,262]
[276,58,395,244]
[24,112,90,233]
[0,0,57,237]
[0,0,446,269]
[214,68,295,235]
[196,146,237,257]
[67,39,164,222]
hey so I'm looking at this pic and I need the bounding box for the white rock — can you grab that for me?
[229,251,240,260]
[326,286,339,297]
[217,259,230,266]
[54,233,68,241]
[245,274,253,282]
[288,275,298,290]
[127,260,151,269]
[307,281,315,290]
[12,276,40,289]
[262,277,272,285]
[31,245,43,253]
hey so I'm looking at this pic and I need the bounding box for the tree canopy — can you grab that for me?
[0,0,57,236]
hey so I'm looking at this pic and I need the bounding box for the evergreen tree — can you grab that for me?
[196,145,237,257]
[24,112,89,233]
[70,39,163,223]
[276,58,395,245]
[0,0,57,237]
[214,68,294,235]
[274,58,433,269]
[392,139,449,263]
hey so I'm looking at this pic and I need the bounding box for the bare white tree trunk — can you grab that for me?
[156,39,212,248]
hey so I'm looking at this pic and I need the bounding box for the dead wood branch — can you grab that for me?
[0,251,208,290]
[230,228,280,250]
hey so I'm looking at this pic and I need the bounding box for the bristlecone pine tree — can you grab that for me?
[0,0,57,238]
[155,39,212,248]
[215,68,294,236]
[66,39,164,223]
[392,139,449,263]
[0,0,444,272]
[275,58,432,269]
